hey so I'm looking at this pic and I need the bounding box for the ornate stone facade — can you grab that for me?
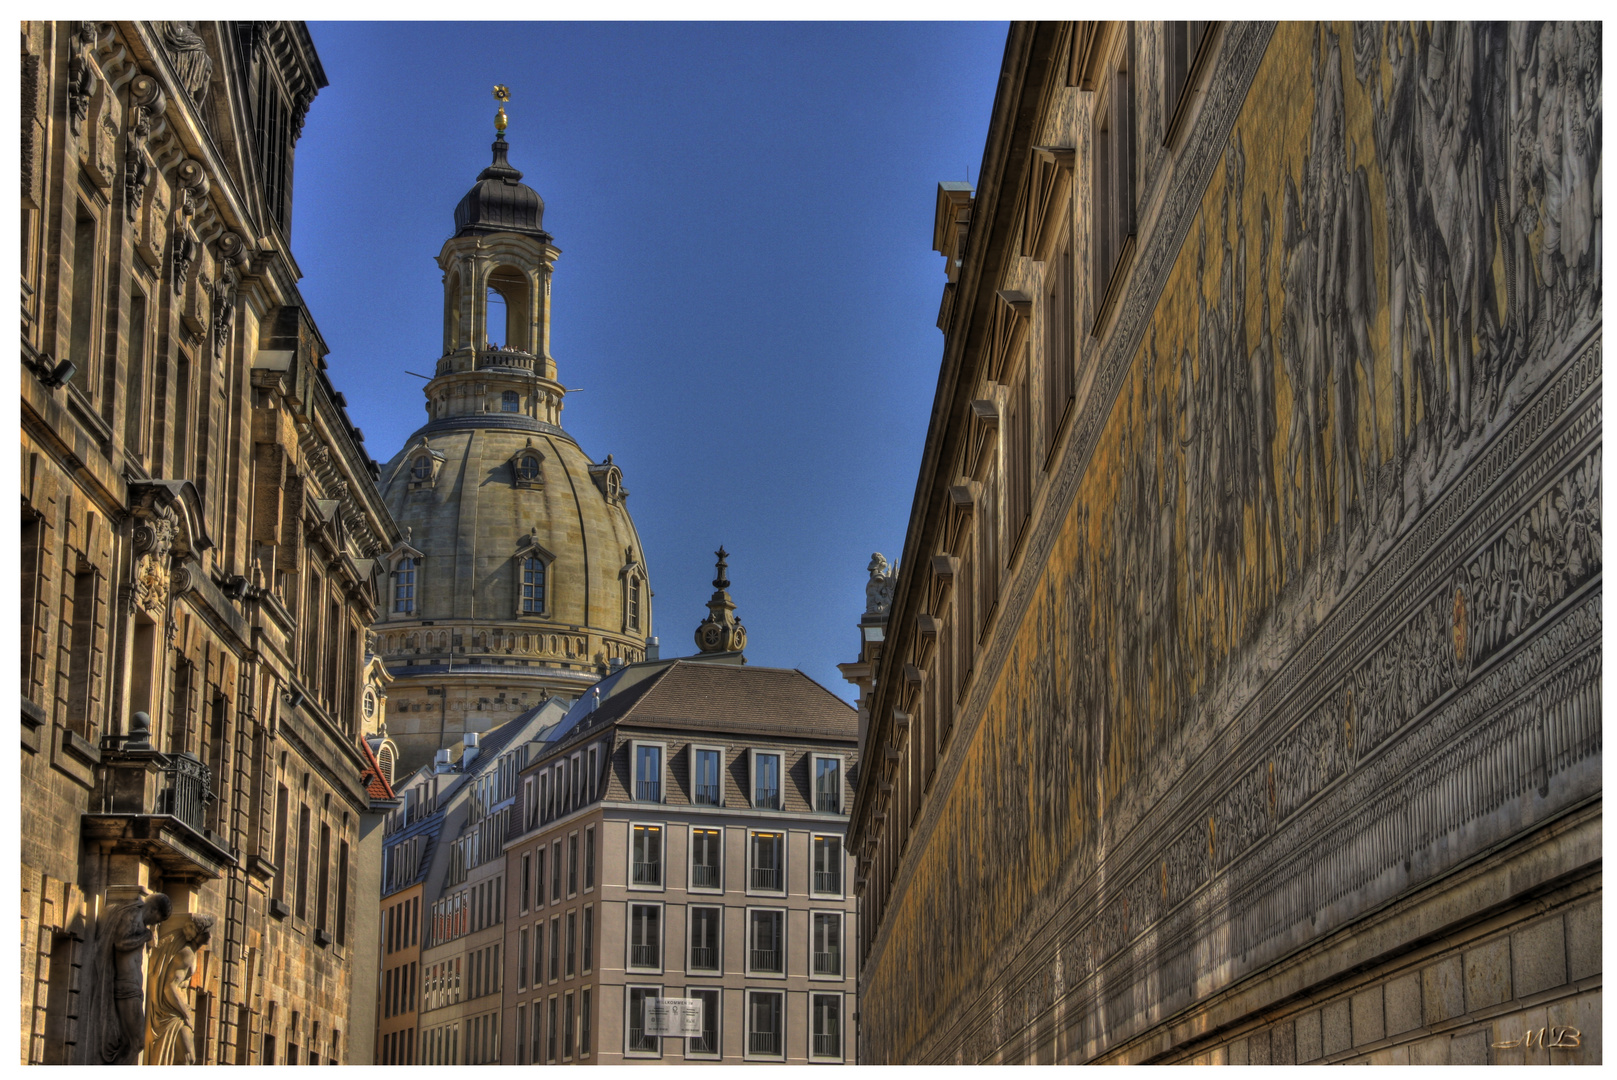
[373,127,655,775]
[850,21,1600,1065]
[21,20,398,1064]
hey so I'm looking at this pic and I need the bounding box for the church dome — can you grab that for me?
[373,128,652,775]
[453,138,546,238]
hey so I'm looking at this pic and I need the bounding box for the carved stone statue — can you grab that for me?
[73,889,173,1064]
[158,22,212,104]
[865,552,896,616]
[145,913,216,1065]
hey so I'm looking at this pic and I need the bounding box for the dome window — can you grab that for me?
[501,390,520,413]
[508,441,545,489]
[520,557,547,614]
[398,438,445,490]
[393,558,417,614]
[411,457,431,480]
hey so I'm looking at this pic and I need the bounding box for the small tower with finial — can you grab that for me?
[694,546,748,655]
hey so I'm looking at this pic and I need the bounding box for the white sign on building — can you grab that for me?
[644,997,705,1038]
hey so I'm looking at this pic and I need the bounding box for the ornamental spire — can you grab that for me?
[493,84,510,138]
[694,546,747,654]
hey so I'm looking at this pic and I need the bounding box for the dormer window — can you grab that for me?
[521,558,546,613]
[628,577,642,631]
[411,457,431,481]
[502,390,520,413]
[509,443,545,489]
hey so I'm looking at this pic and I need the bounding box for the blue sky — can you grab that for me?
[294,22,1008,701]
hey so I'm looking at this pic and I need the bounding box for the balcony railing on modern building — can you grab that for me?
[813,1033,840,1057]
[814,870,841,894]
[694,783,721,805]
[689,946,717,971]
[632,860,661,886]
[750,866,780,891]
[815,787,839,813]
[630,944,660,968]
[749,949,782,973]
[813,950,841,976]
[690,863,720,889]
[754,786,779,810]
[636,780,661,802]
[750,1031,782,1055]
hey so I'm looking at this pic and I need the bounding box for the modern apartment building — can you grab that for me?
[499,654,860,1065]
[378,700,569,1063]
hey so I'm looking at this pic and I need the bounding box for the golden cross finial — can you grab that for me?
[493,85,510,136]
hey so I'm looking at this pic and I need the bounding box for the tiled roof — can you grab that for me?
[357,735,396,802]
[621,662,857,740]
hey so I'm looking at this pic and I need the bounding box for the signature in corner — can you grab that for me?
[1490,1026,1581,1051]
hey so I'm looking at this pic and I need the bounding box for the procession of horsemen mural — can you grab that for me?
[866,21,1601,1051]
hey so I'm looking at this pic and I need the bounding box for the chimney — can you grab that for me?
[433,748,452,773]
[645,636,660,661]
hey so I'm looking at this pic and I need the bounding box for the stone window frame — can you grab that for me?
[810,833,845,900]
[686,902,724,974]
[507,440,545,489]
[743,987,787,1061]
[746,827,787,899]
[628,819,666,893]
[808,910,844,982]
[687,821,725,894]
[743,906,788,980]
[625,900,665,975]
[400,438,446,491]
[749,748,783,811]
[513,534,556,619]
[619,553,647,635]
[623,984,664,1059]
[383,542,426,620]
[808,992,844,1062]
[690,744,726,808]
[810,752,845,814]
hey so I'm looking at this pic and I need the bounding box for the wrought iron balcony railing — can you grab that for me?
[630,944,660,968]
[750,866,780,891]
[688,946,717,971]
[632,860,661,885]
[690,864,720,889]
[813,1033,840,1057]
[694,783,721,805]
[749,1031,782,1055]
[749,949,782,973]
[813,951,841,976]
[814,870,841,894]
[636,780,661,802]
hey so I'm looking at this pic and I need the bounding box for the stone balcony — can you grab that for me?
[434,347,539,377]
[82,714,236,880]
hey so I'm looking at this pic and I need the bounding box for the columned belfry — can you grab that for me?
[375,89,655,774]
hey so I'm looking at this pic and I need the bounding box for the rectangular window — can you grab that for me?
[533,921,544,985]
[631,824,663,887]
[628,903,661,970]
[516,1004,527,1065]
[582,905,594,972]
[811,994,842,1060]
[587,744,600,802]
[1092,32,1137,329]
[547,996,558,1062]
[752,751,780,809]
[563,992,575,1060]
[295,804,311,920]
[520,853,531,911]
[626,986,660,1056]
[584,826,596,889]
[580,988,592,1056]
[530,994,542,1063]
[693,747,722,805]
[1044,237,1075,450]
[690,827,722,890]
[1164,21,1210,138]
[813,756,842,813]
[747,909,784,975]
[746,990,784,1058]
[565,911,577,977]
[551,841,562,901]
[68,204,98,395]
[689,906,721,972]
[336,841,350,944]
[549,916,560,981]
[812,912,842,977]
[1008,351,1032,544]
[688,987,721,1059]
[518,927,529,989]
[634,744,662,802]
[567,833,578,895]
[124,289,148,451]
[812,835,843,896]
[535,845,546,905]
[316,823,332,931]
[750,831,783,893]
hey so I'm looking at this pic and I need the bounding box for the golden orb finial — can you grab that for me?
[493,85,510,136]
